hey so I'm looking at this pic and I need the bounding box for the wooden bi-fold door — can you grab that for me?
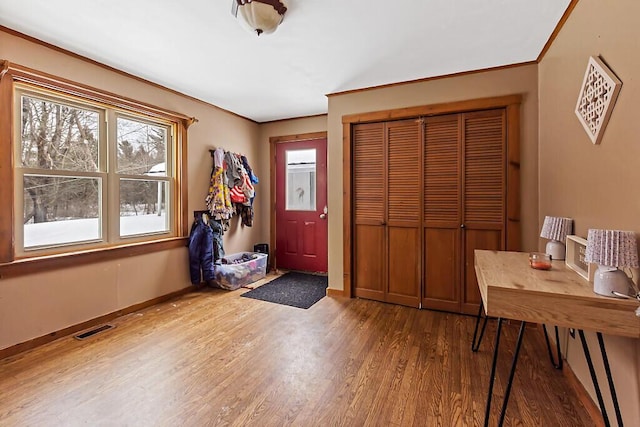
[352,106,516,315]
[422,114,462,312]
[421,109,507,314]
[460,109,506,314]
[352,119,421,308]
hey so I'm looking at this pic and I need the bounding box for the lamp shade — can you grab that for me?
[234,0,287,36]
[540,216,573,241]
[584,229,639,268]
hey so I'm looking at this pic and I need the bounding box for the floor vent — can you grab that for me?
[74,324,114,340]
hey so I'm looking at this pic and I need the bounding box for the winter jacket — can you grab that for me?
[187,217,215,284]
[210,219,225,262]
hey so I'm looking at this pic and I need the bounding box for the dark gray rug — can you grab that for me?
[241,272,328,309]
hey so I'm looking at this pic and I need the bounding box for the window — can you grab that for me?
[285,149,316,211]
[115,115,171,237]
[0,62,192,269]
[18,92,105,250]
[15,87,176,255]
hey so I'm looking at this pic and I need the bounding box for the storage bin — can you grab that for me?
[212,252,267,290]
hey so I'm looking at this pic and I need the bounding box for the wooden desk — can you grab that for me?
[473,249,640,427]
[475,250,640,338]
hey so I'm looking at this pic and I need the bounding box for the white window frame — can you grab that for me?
[13,84,177,257]
[111,111,174,241]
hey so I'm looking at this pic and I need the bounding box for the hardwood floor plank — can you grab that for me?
[0,291,597,426]
[363,307,415,425]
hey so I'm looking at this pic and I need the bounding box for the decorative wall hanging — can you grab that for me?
[575,56,622,144]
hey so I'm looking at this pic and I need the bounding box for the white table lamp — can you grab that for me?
[540,216,573,260]
[584,229,639,298]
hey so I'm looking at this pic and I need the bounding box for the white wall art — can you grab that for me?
[575,56,622,144]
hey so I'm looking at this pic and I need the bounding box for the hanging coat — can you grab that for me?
[187,216,215,284]
[205,166,234,221]
[241,155,259,184]
[210,219,225,262]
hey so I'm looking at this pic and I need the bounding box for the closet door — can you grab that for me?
[422,114,462,312]
[461,109,506,314]
[353,123,386,302]
[386,120,421,307]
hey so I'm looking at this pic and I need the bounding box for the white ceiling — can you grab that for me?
[0,0,571,123]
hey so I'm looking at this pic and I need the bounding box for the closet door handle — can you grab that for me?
[460,224,465,229]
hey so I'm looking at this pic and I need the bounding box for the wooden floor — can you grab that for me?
[0,285,596,426]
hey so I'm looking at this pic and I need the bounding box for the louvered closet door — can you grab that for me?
[353,123,386,302]
[422,114,462,312]
[462,109,506,314]
[386,120,421,307]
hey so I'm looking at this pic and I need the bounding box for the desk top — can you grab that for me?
[474,250,640,338]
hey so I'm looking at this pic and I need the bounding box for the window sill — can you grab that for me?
[0,237,188,279]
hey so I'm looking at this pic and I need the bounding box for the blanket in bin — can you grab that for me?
[213,252,266,290]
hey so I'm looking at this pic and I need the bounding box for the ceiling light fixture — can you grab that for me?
[232,0,287,36]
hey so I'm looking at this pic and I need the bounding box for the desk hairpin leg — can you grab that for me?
[472,300,489,352]
[542,324,563,370]
[498,321,526,426]
[578,330,624,427]
[483,319,527,427]
[597,332,624,427]
[484,318,503,427]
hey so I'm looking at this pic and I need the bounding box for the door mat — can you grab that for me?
[241,272,328,309]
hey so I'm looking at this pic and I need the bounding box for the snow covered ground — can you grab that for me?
[24,213,168,248]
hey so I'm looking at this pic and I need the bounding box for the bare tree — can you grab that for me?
[21,96,99,223]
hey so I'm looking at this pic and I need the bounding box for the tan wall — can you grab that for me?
[0,30,261,350]
[257,116,328,246]
[539,0,640,423]
[327,64,539,291]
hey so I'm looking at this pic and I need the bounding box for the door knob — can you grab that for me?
[320,205,328,219]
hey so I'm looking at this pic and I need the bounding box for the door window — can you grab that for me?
[285,149,316,211]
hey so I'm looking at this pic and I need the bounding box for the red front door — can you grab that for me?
[275,138,328,273]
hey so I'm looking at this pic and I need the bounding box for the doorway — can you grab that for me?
[270,133,328,273]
